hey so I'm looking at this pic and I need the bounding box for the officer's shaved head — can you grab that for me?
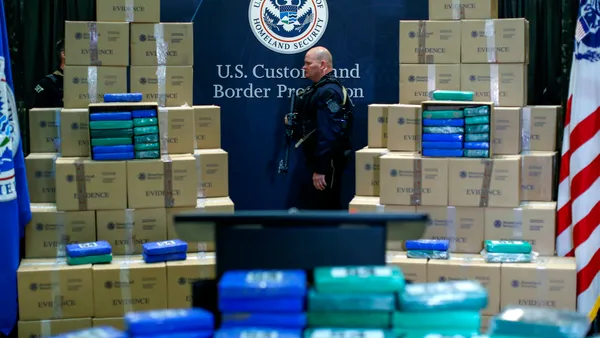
[303,46,333,82]
[307,46,333,67]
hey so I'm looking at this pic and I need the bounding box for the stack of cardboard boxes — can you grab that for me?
[351,0,574,334]
[18,1,222,335]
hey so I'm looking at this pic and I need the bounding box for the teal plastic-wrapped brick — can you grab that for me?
[313,266,405,294]
[488,306,591,338]
[89,120,134,130]
[304,329,394,338]
[463,106,489,117]
[465,133,489,142]
[398,280,488,312]
[393,329,479,338]
[422,110,464,119]
[423,126,465,134]
[464,115,490,125]
[464,149,489,158]
[307,312,391,328]
[307,289,395,312]
[465,124,490,133]
[392,311,480,330]
[135,150,160,159]
[484,240,532,254]
[431,90,474,101]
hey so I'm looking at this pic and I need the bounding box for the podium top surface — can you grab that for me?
[173,210,429,226]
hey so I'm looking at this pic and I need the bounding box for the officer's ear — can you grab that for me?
[320,60,327,71]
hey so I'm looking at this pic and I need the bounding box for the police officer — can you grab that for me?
[287,46,353,210]
[32,39,65,108]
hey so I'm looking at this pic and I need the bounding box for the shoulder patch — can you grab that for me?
[34,85,44,93]
[327,99,341,113]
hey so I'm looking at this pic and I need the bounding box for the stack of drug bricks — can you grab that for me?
[349,0,575,334]
[18,1,226,336]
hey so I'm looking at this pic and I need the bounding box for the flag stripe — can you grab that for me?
[557,3,600,318]
[576,224,600,294]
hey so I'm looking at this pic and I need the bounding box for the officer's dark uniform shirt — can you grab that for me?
[33,68,64,108]
[299,72,351,175]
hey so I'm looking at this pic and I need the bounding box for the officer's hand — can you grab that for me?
[313,173,326,190]
[284,115,289,125]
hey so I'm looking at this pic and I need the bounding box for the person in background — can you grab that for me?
[32,39,64,108]
[286,46,354,210]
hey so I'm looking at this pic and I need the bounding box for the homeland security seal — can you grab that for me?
[0,56,19,202]
[249,0,329,55]
[576,0,600,62]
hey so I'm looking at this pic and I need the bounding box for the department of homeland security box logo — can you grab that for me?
[249,0,329,54]
[0,56,19,202]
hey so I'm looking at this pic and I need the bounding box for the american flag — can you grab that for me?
[556,0,600,322]
[576,16,590,42]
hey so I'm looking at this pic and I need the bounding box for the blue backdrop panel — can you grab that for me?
[161,0,427,210]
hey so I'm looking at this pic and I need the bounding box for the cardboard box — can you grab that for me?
[96,208,167,255]
[448,156,521,207]
[387,252,427,283]
[380,153,449,206]
[492,107,521,155]
[130,23,194,66]
[92,255,167,317]
[65,21,129,66]
[387,104,421,151]
[166,197,235,253]
[416,206,484,254]
[429,0,498,20]
[484,202,557,256]
[93,317,125,330]
[26,153,58,203]
[55,158,127,211]
[159,107,195,155]
[522,105,559,152]
[24,204,96,259]
[460,63,527,107]
[166,254,216,308]
[29,108,60,153]
[126,155,198,209]
[96,0,160,23]
[63,66,127,108]
[368,104,389,148]
[60,109,90,157]
[194,149,229,198]
[193,106,222,149]
[501,257,577,311]
[399,20,461,64]
[355,147,388,196]
[399,64,461,104]
[521,152,556,202]
[348,196,417,213]
[461,19,529,64]
[18,318,92,337]
[427,254,501,315]
[130,66,194,107]
[348,196,416,251]
[17,259,94,320]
